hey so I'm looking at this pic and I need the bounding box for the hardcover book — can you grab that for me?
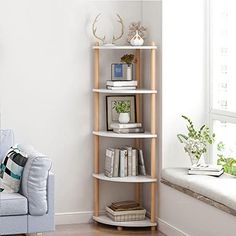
[110,122,142,129]
[119,149,128,177]
[138,150,146,176]
[104,148,115,178]
[106,80,138,87]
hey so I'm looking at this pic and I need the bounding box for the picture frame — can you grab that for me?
[111,63,133,81]
[106,95,136,131]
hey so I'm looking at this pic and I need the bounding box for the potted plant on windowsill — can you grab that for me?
[113,101,131,124]
[120,54,136,81]
[177,115,215,165]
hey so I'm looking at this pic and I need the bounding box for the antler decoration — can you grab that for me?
[92,13,105,44]
[112,14,124,44]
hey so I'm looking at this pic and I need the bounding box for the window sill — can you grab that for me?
[161,168,236,216]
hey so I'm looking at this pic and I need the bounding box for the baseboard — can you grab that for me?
[157,218,189,236]
[55,211,93,225]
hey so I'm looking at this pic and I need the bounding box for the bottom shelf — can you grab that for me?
[93,215,157,227]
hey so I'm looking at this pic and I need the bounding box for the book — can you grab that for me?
[188,169,224,177]
[107,86,137,90]
[131,149,137,176]
[111,200,140,210]
[106,80,138,87]
[190,164,223,172]
[104,148,115,178]
[113,128,144,134]
[125,146,132,176]
[119,149,128,177]
[110,122,142,129]
[113,149,120,177]
[138,149,146,176]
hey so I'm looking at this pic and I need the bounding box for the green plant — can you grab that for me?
[113,101,130,113]
[177,115,215,159]
[217,142,236,175]
[120,54,135,65]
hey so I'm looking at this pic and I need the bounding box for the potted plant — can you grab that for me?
[120,54,135,81]
[177,115,215,165]
[113,100,131,124]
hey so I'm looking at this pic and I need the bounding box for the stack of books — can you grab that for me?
[110,122,144,134]
[106,201,146,222]
[188,164,224,177]
[104,147,146,178]
[106,80,138,90]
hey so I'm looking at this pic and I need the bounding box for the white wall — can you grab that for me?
[0,0,143,224]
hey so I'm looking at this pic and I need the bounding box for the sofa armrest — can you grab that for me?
[20,154,52,216]
[47,172,55,215]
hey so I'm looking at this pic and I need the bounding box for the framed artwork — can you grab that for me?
[111,63,133,81]
[106,95,136,131]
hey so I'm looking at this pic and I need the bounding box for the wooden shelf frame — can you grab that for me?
[92,43,157,230]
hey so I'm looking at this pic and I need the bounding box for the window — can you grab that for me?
[209,0,236,163]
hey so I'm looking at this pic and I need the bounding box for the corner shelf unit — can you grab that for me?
[92,44,157,230]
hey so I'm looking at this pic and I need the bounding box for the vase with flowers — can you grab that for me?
[177,115,215,165]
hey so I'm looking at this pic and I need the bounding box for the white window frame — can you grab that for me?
[207,0,236,163]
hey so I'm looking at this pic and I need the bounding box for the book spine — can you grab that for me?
[119,150,125,177]
[113,149,120,177]
[138,150,146,176]
[113,128,144,134]
[104,148,115,178]
[124,150,128,176]
[126,147,132,176]
[131,149,137,176]
[111,123,142,129]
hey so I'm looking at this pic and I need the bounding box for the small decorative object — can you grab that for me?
[120,54,136,81]
[113,101,130,124]
[127,22,147,46]
[111,63,127,81]
[106,95,136,130]
[177,115,215,165]
[92,13,124,46]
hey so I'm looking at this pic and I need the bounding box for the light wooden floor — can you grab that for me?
[23,223,165,236]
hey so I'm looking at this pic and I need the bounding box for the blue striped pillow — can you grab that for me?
[0,147,28,193]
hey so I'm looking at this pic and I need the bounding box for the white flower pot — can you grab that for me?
[118,113,130,124]
[127,65,132,80]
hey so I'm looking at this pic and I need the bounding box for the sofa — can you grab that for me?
[0,129,55,235]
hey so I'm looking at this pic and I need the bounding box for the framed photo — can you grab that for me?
[111,63,133,81]
[106,95,136,131]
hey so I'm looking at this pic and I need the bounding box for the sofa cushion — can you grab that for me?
[19,145,52,216]
[0,193,28,216]
[0,147,28,193]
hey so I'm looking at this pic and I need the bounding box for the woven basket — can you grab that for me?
[106,206,146,222]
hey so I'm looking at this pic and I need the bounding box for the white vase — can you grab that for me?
[118,113,130,124]
[130,30,144,46]
[127,65,132,80]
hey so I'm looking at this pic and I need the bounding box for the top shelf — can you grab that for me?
[93,45,158,50]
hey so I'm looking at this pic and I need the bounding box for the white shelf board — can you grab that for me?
[93,173,157,183]
[93,131,157,139]
[93,215,157,227]
[93,45,157,50]
[93,89,157,94]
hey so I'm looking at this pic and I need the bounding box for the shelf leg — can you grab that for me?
[93,45,100,217]
[150,44,157,225]
[151,226,157,231]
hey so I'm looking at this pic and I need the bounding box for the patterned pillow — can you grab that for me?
[0,147,28,193]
